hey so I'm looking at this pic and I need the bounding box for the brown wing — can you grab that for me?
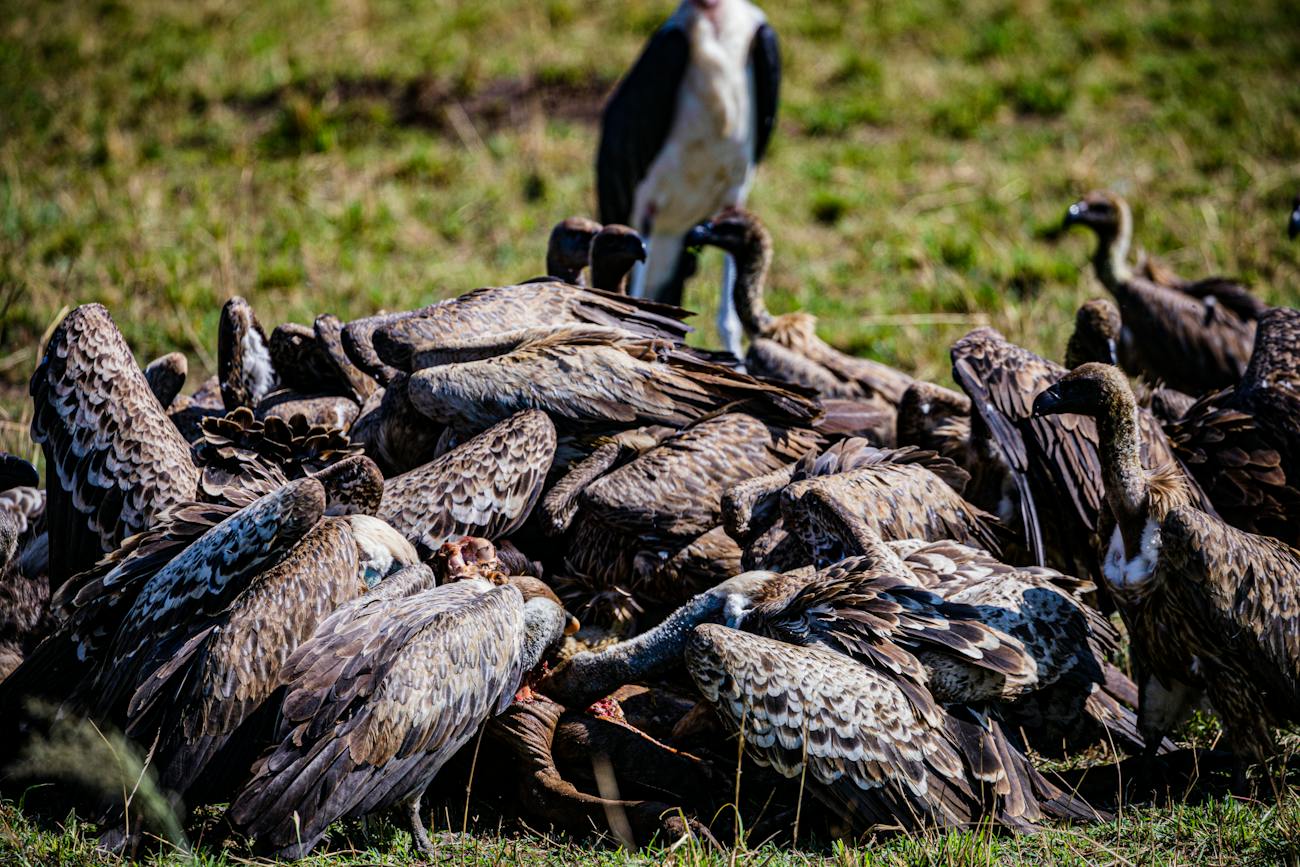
[379,410,556,558]
[539,441,626,536]
[406,326,818,435]
[783,459,1005,566]
[1160,507,1300,704]
[581,413,819,539]
[227,581,527,857]
[30,304,199,585]
[685,625,983,831]
[133,517,364,797]
[743,567,1035,688]
[745,337,868,399]
[370,283,692,372]
[81,478,326,725]
[1113,276,1254,393]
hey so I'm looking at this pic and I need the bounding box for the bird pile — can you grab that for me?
[1,190,1297,859]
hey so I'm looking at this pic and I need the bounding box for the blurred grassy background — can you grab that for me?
[3,0,1300,464]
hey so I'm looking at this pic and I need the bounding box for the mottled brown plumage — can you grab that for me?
[379,410,556,558]
[195,407,361,500]
[1034,362,1300,764]
[686,208,913,407]
[1168,307,1300,546]
[687,625,1096,833]
[30,304,199,586]
[406,325,818,437]
[347,376,445,475]
[1063,192,1256,393]
[782,444,1003,568]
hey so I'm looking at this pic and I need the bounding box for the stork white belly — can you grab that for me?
[631,14,758,236]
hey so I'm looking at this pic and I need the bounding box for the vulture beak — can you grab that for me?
[1104,338,1118,367]
[1289,200,1300,240]
[630,235,649,264]
[564,614,581,636]
[1031,383,1066,418]
[1062,200,1089,231]
[685,221,715,251]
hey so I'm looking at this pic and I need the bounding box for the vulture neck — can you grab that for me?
[729,232,777,336]
[589,256,633,293]
[547,589,728,706]
[1095,384,1151,557]
[521,598,568,674]
[1092,204,1134,291]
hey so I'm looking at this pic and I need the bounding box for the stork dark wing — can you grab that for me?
[30,304,199,585]
[748,23,780,163]
[379,410,556,558]
[596,24,690,226]
[227,581,526,858]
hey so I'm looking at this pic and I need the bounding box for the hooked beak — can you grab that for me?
[1062,200,1089,231]
[564,614,581,636]
[684,220,714,251]
[630,236,648,263]
[1031,383,1066,418]
[1106,337,1118,367]
[1289,202,1300,240]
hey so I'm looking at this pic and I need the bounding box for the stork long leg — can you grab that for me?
[716,254,744,361]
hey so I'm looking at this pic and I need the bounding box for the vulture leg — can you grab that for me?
[404,794,436,859]
[487,697,705,848]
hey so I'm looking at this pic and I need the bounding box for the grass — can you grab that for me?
[2,0,1300,862]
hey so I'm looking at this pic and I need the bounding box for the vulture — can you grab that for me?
[686,208,913,408]
[1167,307,1300,546]
[1062,191,1257,393]
[597,0,780,358]
[1033,363,1300,773]
[30,303,199,586]
[544,571,1100,833]
[226,574,572,859]
[950,326,1210,594]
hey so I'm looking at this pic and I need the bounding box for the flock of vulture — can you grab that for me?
[3,0,1300,860]
[1,192,1298,858]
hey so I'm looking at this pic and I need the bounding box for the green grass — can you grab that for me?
[3,0,1300,862]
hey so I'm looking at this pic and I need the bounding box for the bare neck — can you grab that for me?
[1092,206,1134,290]
[729,234,776,335]
[543,590,727,706]
[1095,387,1151,555]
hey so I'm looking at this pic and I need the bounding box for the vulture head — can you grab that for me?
[1066,298,1122,368]
[547,217,603,284]
[1031,362,1131,421]
[1063,190,1129,245]
[588,224,647,292]
[685,206,767,260]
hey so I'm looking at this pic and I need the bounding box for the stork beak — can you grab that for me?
[1289,201,1300,240]
[1031,383,1066,418]
[685,221,715,250]
[1062,201,1089,230]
